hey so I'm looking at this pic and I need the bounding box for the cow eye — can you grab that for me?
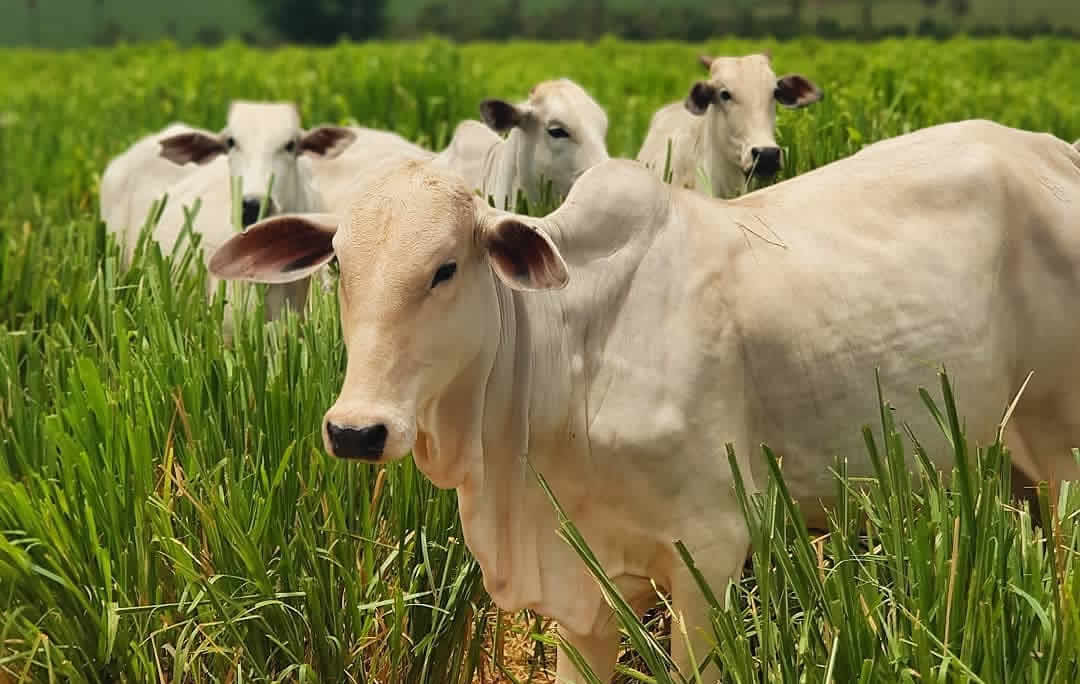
[547,126,570,139]
[718,90,733,102]
[225,136,237,150]
[431,261,457,289]
[284,140,297,154]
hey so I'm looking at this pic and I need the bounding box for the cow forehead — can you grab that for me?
[226,101,302,142]
[709,55,777,91]
[338,162,477,259]
[529,80,607,130]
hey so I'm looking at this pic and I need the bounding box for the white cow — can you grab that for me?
[638,52,822,198]
[207,120,1080,682]
[126,101,354,331]
[100,122,212,233]
[309,78,609,213]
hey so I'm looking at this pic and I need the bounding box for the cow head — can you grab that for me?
[159,101,355,226]
[208,161,567,471]
[685,53,821,191]
[479,78,609,202]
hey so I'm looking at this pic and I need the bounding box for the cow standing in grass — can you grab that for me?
[310,78,610,213]
[208,120,1080,682]
[103,101,354,333]
[638,52,822,198]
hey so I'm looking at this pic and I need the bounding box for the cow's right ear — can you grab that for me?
[209,213,338,284]
[480,99,526,133]
[159,132,228,165]
[698,54,714,70]
[483,217,568,291]
[685,82,717,116]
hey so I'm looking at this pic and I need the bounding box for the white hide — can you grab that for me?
[209,120,1080,682]
[99,122,210,234]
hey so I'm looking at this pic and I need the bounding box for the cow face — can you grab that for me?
[480,78,609,202]
[686,54,821,184]
[207,161,568,464]
[159,101,355,226]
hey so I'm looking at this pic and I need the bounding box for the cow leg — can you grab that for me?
[1010,396,1080,514]
[555,624,619,684]
[669,518,750,678]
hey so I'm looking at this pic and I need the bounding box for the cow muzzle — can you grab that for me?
[325,422,387,461]
[748,146,782,179]
[322,404,415,464]
[241,196,278,228]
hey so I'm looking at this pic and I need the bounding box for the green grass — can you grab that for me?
[1,38,1080,683]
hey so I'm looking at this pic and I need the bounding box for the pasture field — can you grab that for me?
[2,37,1080,683]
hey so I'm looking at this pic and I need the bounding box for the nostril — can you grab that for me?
[326,422,388,461]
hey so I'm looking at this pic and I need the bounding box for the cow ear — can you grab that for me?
[685,82,716,116]
[775,74,823,109]
[159,132,228,165]
[760,48,773,62]
[480,99,525,133]
[484,217,568,291]
[209,213,338,284]
[300,126,357,159]
[698,54,714,70]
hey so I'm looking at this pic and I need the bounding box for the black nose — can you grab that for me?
[326,422,387,461]
[241,198,264,228]
[750,146,782,177]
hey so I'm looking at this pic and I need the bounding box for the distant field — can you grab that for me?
[3,0,1079,48]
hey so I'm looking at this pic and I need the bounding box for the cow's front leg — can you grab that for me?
[669,517,750,678]
[555,623,619,684]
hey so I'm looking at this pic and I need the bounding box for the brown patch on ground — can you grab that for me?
[475,603,673,683]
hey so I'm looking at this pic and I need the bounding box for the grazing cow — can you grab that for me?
[100,122,212,233]
[309,78,610,213]
[207,120,1080,682]
[638,52,822,198]
[123,101,354,332]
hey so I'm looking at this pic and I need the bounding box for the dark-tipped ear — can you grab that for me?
[685,82,716,116]
[698,54,714,70]
[484,217,568,291]
[159,132,228,165]
[775,74,823,109]
[209,212,338,284]
[300,126,357,159]
[480,99,525,133]
[761,48,773,62]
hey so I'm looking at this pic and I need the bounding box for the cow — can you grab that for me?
[205,119,1080,682]
[100,122,213,234]
[638,52,822,198]
[114,101,354,333]
[309,78,610,214]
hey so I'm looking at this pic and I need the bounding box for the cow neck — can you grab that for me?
[701,110,742,200]
[481,130,525,212]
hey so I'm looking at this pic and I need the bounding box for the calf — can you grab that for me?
[638,52,821,198]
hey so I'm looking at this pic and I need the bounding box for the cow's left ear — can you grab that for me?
[210,213,338,284]
[483,217,568,291]
[300,126,357,159]
[480,99,527,133]
[775,74,823,109]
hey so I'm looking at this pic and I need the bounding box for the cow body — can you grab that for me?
[100,122,209,234]
[638,53,821,198]
[210,119,1080,682]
